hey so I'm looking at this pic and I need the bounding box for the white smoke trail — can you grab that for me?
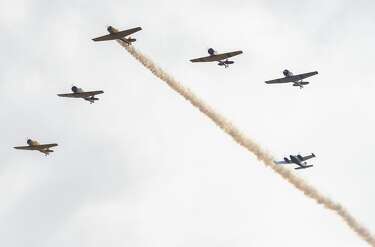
[117,40,375,246]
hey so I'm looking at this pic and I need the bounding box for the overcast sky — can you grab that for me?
[1,0,375,246]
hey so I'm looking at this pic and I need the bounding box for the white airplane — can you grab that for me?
[274,153,316,170]
[57,86,104,104]
[265,70,318,89]
[190,48,243,68]
[92,25,142,44]
[14,139,58,156]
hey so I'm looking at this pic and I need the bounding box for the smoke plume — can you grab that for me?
[117,40,375,246]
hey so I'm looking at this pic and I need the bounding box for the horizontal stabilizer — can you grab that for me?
[295,165,313,170]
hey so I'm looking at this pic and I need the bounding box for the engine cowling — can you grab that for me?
[72,86,83,93]
[208,48,215,55]
[284,157,289,162]
[27,139,33,145]
[107,26,114,33]
[283,69,291,76]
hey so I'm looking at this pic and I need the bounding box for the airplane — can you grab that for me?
[190,48,243,68]
[92,25,142,45]
[274,153,316,170]
[265,70,318,89]
[57,86,104,104]
[14,139,58,156]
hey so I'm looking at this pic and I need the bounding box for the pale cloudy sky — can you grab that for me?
[0,0,374,246]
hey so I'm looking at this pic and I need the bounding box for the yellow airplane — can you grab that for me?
[190,48,243,68]
[14,139,58,156]
[57,86,104,104]
[92,25,142,45]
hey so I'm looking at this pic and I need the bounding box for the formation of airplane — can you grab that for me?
[57,86,104,104]
[190,48,243,68]
[274,153,316,170]
[14,25,319,167]
[265,70,318,89]
[14,139,58,156]
[92,26,142,45]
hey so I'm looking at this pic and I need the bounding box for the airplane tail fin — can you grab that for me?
[295,165,313,170]
[121,37,136,44]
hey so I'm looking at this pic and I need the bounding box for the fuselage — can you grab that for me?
[283,69,309,88]
[289,155,308,166]
[209,48,235,68]
[290,155,301,164]
[107,26,136,44]
[27,139,51,155]
[71,86,100,104]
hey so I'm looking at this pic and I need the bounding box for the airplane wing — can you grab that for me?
[57,91,104,98]
[14,144,58,150]
[190,50,243,63]
[265,71,318,84]
[300,153,316,161]
[34,144,58,149]
[14,146,36,150]
[92,27,142,41]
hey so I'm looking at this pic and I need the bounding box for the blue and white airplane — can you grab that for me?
[275,153,316,170]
